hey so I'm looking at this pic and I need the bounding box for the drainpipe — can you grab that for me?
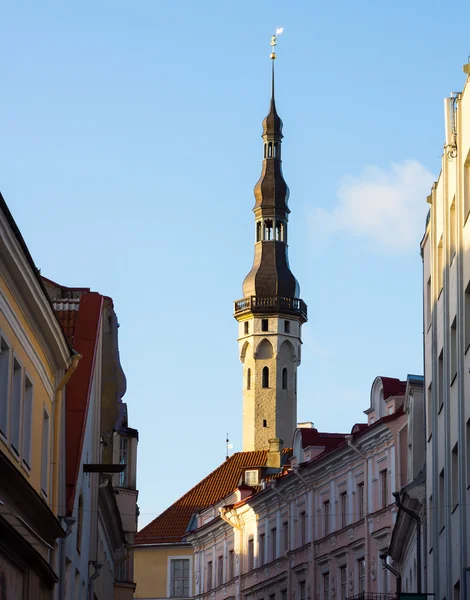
[345,435,370,594]
[270,481,292,600]
[379,551,401,596]
[291,466,316,600]
[392,491,422,594]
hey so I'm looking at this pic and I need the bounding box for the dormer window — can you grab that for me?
[245,470,259,485]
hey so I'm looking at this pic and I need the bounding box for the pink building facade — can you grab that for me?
[187,376,410,600]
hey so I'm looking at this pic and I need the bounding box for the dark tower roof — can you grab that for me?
[234,57,307,323]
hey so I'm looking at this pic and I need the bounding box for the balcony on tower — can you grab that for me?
[234,295,307,322]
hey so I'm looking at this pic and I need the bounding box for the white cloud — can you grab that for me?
[311,160,435,251]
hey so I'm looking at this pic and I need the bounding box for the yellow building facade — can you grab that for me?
[0,194,74,599]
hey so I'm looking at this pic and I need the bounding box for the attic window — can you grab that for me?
[245,470,259,485]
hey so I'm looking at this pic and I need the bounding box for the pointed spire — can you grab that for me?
[262,58,283,139]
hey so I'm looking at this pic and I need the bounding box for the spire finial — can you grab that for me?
[270,27,283,60]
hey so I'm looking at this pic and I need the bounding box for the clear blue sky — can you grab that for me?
[1,1,469,528]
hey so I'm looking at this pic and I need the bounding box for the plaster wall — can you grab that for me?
[422,70,470,599]
[239,315,301,450]
[134,545,195,599]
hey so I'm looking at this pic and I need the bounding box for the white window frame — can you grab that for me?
[0,332,11,440]
[41,407,51,497]
[21,373,33,470]
[167,556,193,598]
[10,354,23,457]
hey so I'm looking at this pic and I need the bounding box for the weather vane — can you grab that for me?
[270,28,283,60]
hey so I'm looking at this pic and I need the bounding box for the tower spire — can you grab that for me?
[234,33,307,452]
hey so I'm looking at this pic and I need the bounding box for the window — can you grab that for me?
[271,527,277,561]
[171,560,190,597]
[467,419,470,486]
[248,538,254,570]
[0,336,10,437]
[323,500,330,536]
[262,367,269,388]
[300,511,306,545]
[22,377,33,468]
[10,358,22,454]
[340,492,347,528]
[263,419,268,427]
[323,572,329,600]
[282,368,288,390]
[466,281,470,352]
[256,221,262,242]
[438,349,444,412]
[427,383,433,440]
[269,594,276,600]
[452,443,459,509]
[284,320,290,333]
[259,533,265,566]
[245,470,259,485]
[357,482,364,520]
[281,590,287,600]
[428,495,433,545]
[217,555,223,587]
[41,410,50,495]
[76,493,83,553]
[437,238,443,295]
[119,436,129,487]
[283,521,289,551]
[247,368,251,390]
[465,154,470,221]
[450,200,456,262]
[299,582,306,600]
[207,561,213,591]
[426,276,432,329]
[244,322,249,335]
[380,469,388,508]
[358,559,365,593]
[340,566,347,600]
[261,319,269,332]
[439,468,445,531]
[229,550,235,580]
[451,317,457,385]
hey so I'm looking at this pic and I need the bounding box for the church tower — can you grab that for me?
[234,43,307,452]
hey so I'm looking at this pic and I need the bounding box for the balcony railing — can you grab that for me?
[346,594,397,600]
[234,296,308,321]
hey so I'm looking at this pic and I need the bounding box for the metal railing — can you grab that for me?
[346,594,397,600]
[234,296,307,321]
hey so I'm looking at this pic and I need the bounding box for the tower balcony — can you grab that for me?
[234,295,307,322]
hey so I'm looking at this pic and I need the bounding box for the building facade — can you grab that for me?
[187,376,410,600]
[43,279,139,600]
[0,194,74,599]
[421,60,470,600]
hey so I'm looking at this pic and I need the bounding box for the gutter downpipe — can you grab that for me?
[393,491,422,594]
[54,353,81,600]
[345,435,370,594]
[271,481,292,600]
[291,467,316,600]
[380,551,401,596]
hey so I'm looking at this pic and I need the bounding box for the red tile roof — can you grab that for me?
[298,428,346,450]
[53,301,80,345]
[136,450,290,545]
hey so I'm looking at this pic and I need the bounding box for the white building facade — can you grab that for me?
[421,60,470,600]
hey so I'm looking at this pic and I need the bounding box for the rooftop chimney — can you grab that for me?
[267,438,283,469]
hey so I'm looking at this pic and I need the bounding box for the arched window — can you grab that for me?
[247,368,251,390]
[264,143,267,159]
[268,142,273,158]
[282,368,288,390]
[264,219,273,241]
[256,221,261,242]
[77,493,83,553]
[262,367,269,388]
[275,220,283,241]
